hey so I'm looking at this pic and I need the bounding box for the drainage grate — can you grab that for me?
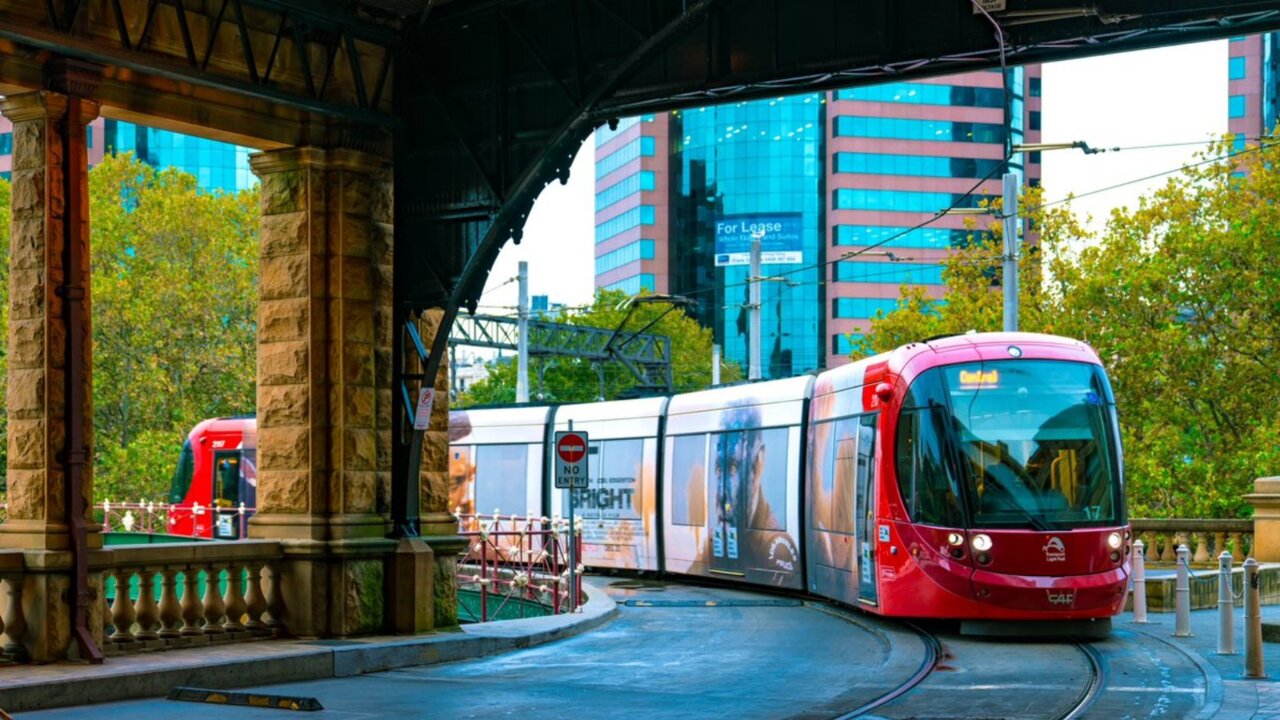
[624,598,803,608]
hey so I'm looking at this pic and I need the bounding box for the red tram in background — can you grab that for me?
[171,332,1129,633]
[166,416,257,539]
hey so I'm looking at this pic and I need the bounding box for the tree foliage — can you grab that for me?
[457,289,739,406]
[88,155,259,502]
[858,142,1280,518]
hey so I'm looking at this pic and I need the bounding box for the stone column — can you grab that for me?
[417,309,467,627]
[1247,477,1280,562]
[0,89,105,661]
[248,147,395,637]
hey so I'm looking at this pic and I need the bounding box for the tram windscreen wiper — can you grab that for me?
[979,462,1052,532]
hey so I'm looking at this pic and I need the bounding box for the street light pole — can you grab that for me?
[1001,172,1019,333]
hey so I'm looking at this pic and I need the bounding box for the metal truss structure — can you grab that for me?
[448,313,674,397]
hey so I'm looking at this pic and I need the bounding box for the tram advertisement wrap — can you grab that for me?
[668,402,801,589]
[573,438,657,570]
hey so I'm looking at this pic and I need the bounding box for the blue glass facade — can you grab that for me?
[102,120,255,192]
[594,68,1040,373]
[669,95,826,378]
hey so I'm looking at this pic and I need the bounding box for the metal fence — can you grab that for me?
[457,514,582,623]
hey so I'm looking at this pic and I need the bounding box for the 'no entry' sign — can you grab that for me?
[554,431,589,489]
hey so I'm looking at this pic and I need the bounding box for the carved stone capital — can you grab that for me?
[249,146,329,178]
[0,91,69,124]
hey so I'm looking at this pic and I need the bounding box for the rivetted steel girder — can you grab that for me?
[0,0,398,137]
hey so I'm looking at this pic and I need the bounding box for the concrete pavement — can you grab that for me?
[10,578,1280,718]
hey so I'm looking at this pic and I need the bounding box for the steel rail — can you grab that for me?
[1057,642,1107,720]
[831,621,940,720]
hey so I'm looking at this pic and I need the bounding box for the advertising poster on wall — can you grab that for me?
[714,213,804,267]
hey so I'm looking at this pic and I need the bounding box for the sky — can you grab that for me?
[477,39,1230,321]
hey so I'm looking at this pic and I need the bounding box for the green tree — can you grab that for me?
[458,289,739,406]
[860,143,1280,518]
[90,154,259,503]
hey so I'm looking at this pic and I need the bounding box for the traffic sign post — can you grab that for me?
[555,426,589,611]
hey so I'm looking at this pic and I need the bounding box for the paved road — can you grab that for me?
[26,579,1224,719]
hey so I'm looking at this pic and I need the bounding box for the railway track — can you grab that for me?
[817,613,1110,720]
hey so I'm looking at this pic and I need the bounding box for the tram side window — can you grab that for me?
[896,409,964,527]
[671,434,708,526]
[475,444,530,516]
[168,439,196,504]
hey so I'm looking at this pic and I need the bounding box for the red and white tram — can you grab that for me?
[449,332,1130,631]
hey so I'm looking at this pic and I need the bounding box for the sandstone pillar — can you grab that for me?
[248,147,396,637]
[417,308,467,627]
[0,88,105,661]
[1247,477,1280,562]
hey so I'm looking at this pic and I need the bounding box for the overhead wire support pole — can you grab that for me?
[749,237,762,380]
[516,261,530,403]
[1001,172,1020,333]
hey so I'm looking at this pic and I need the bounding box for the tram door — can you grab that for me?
[855,415,878,604]
[212,451,242,539]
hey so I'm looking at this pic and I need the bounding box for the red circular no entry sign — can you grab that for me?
[557,433,587,463]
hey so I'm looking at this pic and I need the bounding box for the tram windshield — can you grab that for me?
[896,359,1123,530]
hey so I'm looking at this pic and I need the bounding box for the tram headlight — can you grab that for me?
[971,533,993,552]
[947,532,964,547]
[1107,532,1123,550]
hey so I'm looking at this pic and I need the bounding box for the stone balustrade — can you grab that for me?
[0,541,287,662]
[1,550,26,662]
[1131,518,1253,565]
[102,541,284,656]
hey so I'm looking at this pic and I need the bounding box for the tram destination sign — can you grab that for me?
[555,430,590,489]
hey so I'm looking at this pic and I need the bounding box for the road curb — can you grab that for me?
[0,578,618,713]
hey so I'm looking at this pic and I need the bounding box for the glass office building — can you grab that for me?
[0,116,255,193]
[595,68,1041,377]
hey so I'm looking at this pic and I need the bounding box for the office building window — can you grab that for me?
[595,239,656,275]
[594,205,655,243]
[596,136,656,179]
[835,83,1004,108]
[1230,57,1248,80]
[1029,77,1041,97]
[1029,111,1041,131]
[833,225,976,250]
[603,273,656,296]
[834,116,1006,144]
[0,132,11,155]
[832,333,863,357]
[596,171,656,212]
[833,297,902,319]
[1230,95,1247,118]
[833,261,944,285]
[833,152,1004,179]
[834,188,981,213]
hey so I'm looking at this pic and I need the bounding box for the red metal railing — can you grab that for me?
[457,514,582,622]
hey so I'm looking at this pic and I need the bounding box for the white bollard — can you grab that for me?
[1132,539,1148,623]
[1244,558,1267,678]
[1218,551,1235,655]
[1174,544,1192,637]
